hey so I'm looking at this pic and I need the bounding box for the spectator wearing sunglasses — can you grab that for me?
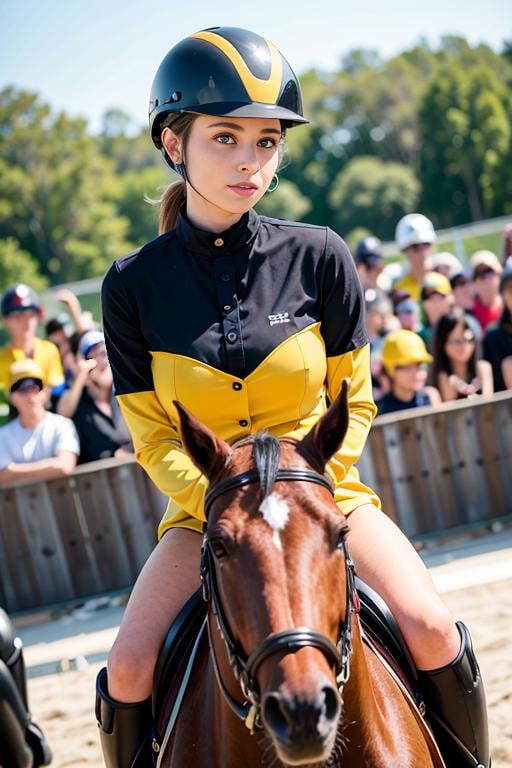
[0,360,79,485]
[470,250,503,332]
[432,309,493,401]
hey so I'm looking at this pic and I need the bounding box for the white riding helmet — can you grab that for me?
[395,213,436,251]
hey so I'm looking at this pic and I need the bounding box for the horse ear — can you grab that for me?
[297,380,350,470]
[173,401,231,480]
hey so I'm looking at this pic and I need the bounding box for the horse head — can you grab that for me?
[174,381,356,766]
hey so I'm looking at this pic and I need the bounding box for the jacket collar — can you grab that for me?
[176,209,260,257]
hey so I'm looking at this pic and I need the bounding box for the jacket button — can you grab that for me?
[223,304,232,312]
[214,238,224,247]
[232,382,242,391]
[221,273,230,282]
[226,330,238,343]
[239,419,248,427]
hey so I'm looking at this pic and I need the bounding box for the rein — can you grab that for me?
[201,466,358,733]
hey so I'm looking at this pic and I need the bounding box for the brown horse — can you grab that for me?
[158,382,443,767]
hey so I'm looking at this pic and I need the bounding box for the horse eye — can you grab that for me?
[335,525,349,549]
[210,537,229,560]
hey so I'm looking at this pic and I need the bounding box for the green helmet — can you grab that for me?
[149,26,308,150]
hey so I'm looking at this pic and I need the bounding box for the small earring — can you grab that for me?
[267,174,279,193]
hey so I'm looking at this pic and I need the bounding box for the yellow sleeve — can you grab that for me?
[117,390,208,521]
[324,343,377,485]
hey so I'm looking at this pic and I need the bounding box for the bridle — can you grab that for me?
[201,466,359,733]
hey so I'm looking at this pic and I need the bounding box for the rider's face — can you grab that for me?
[165,114,282,230]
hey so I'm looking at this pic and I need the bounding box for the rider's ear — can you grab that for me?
[173,401,231,480]
[296,380,349,471]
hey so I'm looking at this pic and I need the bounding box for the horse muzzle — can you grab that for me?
[261,680,341,765]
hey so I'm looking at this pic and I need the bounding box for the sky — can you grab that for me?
[0,0,509,134]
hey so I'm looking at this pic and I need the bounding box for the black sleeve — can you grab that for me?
[319,228,368,357]
[101,263,153,396]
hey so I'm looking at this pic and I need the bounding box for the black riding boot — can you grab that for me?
[0,610,52,767]
[95,667,153,768]
[418,621,490,768]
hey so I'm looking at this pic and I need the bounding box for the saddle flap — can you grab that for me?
[152,588,206,734]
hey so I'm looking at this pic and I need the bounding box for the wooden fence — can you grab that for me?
[1,392,512,612]
[358,390,512,538]
[0,458,166,613]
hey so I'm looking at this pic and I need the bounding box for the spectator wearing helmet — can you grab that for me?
[0,360,79,486]
[354,236,384,291]
[0,284,65,426]
[418,271,454,351]
[470,250,503,332]
[431,310,493,401]
[57,330,133,462]
[482,262,512,390]
[393,213,437,302]
[377,329,441,414]
[97,26,489,768]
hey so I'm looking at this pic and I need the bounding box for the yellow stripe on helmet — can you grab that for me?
[191,30,282,104]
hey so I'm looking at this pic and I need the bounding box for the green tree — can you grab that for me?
[419,62,510,223]
[0,87,134,282]
[328,156,420,239]
[0,237,48,292]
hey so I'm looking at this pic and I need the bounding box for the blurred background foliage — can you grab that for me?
[0,35,511,289]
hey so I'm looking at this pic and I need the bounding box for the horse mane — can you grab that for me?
[235,431,281,500]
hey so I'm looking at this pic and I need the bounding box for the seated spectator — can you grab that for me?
[431,309,493,401]
[0,360,79,486]
[377,329,441,414]
[0,284,65,425]
[57,330,133,462]
[429,251,463,279]
[354,236,384,291]
[394,294,422,333]
[418,271,453,351]
[449,271,482,341]
[470,250,503,332]
[483,262,512,391]
[45,288,95,389]
[393,213,436,302]
[45,312,80,388]
[364,289,396,401]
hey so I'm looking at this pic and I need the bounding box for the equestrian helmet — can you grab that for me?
[149,26,308,150]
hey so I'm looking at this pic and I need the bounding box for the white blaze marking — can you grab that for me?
[259,492,290,531]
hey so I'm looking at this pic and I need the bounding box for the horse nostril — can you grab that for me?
[262,692,290,741]
[322,685,340,723]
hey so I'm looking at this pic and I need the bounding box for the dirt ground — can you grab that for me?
[25,577,512,768]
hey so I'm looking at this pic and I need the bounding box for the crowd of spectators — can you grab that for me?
[0,285,133,486]
[354,216,512,415]
[0,216,511,483]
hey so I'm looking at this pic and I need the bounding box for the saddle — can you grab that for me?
[151,579,421,753]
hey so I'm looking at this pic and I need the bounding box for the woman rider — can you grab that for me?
[96,27,489,768]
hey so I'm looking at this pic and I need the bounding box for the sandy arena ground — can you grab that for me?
[18,535,512,768]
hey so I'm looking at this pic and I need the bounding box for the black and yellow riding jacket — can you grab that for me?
[101,209,380,538]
